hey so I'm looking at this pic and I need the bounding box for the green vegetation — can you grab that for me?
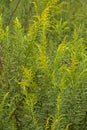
[0,0,87,130]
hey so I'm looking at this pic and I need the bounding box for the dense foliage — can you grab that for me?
[0,0,87,130]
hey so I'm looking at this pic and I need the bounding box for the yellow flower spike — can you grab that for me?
[38,47,49,69]
[18,66,33,88]
[18,81,29,87]
[22,66,33,81]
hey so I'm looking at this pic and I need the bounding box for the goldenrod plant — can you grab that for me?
[0,0,87,130]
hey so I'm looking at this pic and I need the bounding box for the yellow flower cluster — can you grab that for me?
[18,66,33,87]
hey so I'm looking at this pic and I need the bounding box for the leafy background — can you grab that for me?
[0,0,87,130]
